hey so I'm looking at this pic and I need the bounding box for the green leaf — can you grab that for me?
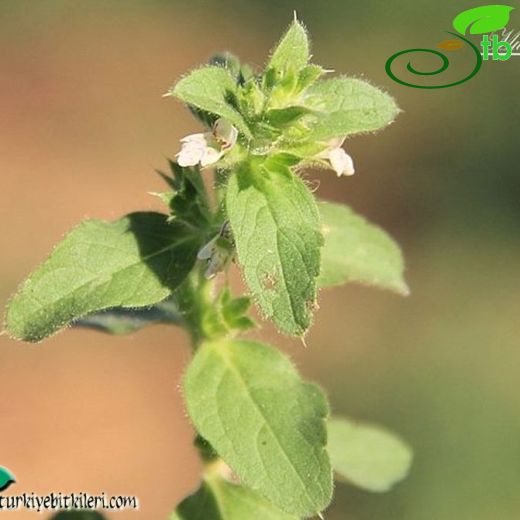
[183,339,332,517]
[193,434,219,463]
[318,201,408,295]
[306,77,399,140]
[328,417,413,493]
[171,474,297,520]
[210,53,255,87]
[226,158,322,336]
[159,161,211,223]
[199,288,256,341]
[297,64,326,92]
[169,66,252,138]
[453,5,514,35]
[268,19,310,72]
[216,289,256,333]
[5,212,202,342]
[73,299,182,335]
[266,106,314,128]
[209,52,242,79]
[0,466,15,492]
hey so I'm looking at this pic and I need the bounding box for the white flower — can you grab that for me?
[318,137,355,177]
[177,134,215,167]
[176,118,238,168]
[197,221,235,279]
[213,118,239,151]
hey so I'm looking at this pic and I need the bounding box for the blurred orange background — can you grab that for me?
[1,1,519,518]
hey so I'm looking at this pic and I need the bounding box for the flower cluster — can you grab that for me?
[176,118,238,168]
[176,120,355,177]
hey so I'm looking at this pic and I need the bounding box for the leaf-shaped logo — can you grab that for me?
[453,5,514,35]
[0,467,16,492]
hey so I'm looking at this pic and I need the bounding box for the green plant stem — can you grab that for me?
[174,267,214,350]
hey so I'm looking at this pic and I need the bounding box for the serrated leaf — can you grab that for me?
[328,417,413,493]
[268,20,310,72]
[183,339,332,517]
[5,213,202,342]
[0,467,15,492]
[306,77,399,140]
[73,299,182,335]
[318,201,408,295]
[169,66,252,138]
[226,159,322,336]
[171,474,297,520]
[453,5,514,35]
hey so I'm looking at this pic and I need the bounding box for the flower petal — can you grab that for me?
[180,133,207,144]
[177,145,205,167]
[197,237,217,260]
[200,147,223,167]
[327,136,346,150]
[213,118,238,150]
[329,147,355,176]
[177,123,235,169]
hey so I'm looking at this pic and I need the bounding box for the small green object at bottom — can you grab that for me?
[0,467,15,492]
[50,512,107,520]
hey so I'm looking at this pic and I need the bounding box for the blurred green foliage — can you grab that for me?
[1,0,518,518]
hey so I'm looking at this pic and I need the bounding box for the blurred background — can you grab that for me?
[0,1,518,518]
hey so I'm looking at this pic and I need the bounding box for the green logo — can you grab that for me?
[481,34,513,60]
[386,5,514,88]
[0,467,16,492]
[452,5,514,35]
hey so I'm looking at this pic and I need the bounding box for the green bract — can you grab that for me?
[267,19,310,72]
[4,17,412,520]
